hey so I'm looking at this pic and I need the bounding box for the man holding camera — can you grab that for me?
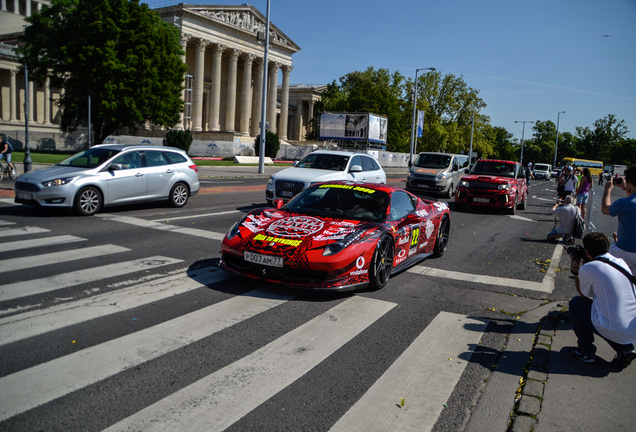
[601,164,636,274]
[568,232,636,367]
[547,195,578,244]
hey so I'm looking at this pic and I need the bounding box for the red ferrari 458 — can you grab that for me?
[220,181,450,291]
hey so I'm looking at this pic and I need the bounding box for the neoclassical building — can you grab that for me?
[0,2,324,150]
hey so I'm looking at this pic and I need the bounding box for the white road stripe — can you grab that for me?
[331,312,487,432]
[104,297,397,432]
[0,244,129,274]
[0,234,85,253]
[0,219,15,225]
[409,243,563,293]
[0,255,182,302]
[151,210,241,222]
[0,199,15,206]
[97,214,226,240]
[0,288,297,422]
[0,226,49,236]
[0,266,229,346]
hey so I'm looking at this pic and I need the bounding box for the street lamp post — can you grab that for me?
[553,111,565,169]
[469,106,475,167]
[257,0,271,175]
[409,67,436,166]
[515,120,534,167]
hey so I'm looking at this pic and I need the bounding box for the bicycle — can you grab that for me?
[0,159,17,181]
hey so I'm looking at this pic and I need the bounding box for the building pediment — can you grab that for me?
[185,5,300,52]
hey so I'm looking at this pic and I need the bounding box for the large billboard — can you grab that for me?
[319,113,388,144]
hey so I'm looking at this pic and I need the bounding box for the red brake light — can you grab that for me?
[189,164,198,172]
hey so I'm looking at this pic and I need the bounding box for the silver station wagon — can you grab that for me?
[14,144,200,215]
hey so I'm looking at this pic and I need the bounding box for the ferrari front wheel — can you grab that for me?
[433,215,450,257]
[369,235,394,290]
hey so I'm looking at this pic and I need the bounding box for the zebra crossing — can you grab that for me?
[0,218,491,431]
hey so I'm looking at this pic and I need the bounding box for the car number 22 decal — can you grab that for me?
[409,226,420,253]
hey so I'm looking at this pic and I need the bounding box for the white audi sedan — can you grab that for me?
[265,150,386,205]
[14,144,199,215]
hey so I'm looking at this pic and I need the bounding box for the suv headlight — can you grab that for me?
[42,177,76,187]
[498,183,511,191]
[460,180,470,187]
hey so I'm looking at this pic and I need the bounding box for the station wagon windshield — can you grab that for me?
[57,148,121,168]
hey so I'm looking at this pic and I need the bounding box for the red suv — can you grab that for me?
[455,159,527,214]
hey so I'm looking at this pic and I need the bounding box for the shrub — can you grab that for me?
[164,129,193,153]
[254,131,280,158]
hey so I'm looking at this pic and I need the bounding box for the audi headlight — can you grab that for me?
[323,229,367,256]
[42,177,76,187]
[498,183,511,191]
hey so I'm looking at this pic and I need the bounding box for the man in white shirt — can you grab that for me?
[568,232,636,368]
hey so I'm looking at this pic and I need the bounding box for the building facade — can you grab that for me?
[0,2,323,151]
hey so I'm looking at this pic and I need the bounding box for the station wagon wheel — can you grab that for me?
[433,215,450,257]
[74,186,102,216]
[369,235,394,290]
[169,182,189,207]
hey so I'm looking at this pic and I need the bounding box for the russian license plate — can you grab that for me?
[16,192,32,200]
[244,251,284,267]
[473,197,490,203]
[280,191,294,197]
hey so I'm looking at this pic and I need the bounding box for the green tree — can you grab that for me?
[19,0,187,144]
[525,120,559,164]
[164,129,193,153]
[255,131,280,158]
[488,126,516,160]
[574,114,629,163]
[317,67,409,151]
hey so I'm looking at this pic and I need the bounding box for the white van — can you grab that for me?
[533,163,552,180]
[405,152,469,198]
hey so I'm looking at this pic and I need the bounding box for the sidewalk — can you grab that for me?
[466,187,635,432]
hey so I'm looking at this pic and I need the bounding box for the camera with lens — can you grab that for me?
[567,245,587,262]
[613,177,624,185]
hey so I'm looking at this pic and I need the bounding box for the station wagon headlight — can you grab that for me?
[42,177,76,187]
[323,229,367,256]
[498,183,511,191]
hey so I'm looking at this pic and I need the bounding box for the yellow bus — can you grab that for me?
[559,157,604,176]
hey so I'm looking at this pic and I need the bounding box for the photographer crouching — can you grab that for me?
[567,232,636,368]
[547,195,578,244]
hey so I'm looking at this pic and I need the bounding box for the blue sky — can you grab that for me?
[146,0,636,140]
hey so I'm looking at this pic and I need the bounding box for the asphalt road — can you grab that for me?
[0,175,578,431]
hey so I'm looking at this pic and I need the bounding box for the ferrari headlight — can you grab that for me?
[498,183,511,191]
[323,229,367,256]
[226,215,247,240]
[42,177,76,187]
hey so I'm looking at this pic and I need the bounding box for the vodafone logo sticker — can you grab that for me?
[356,256,365,269]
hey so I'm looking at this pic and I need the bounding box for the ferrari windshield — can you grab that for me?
[295,153,350,171]
[469,160,517,178]
[57,148,121,168]
[285,184,389,222]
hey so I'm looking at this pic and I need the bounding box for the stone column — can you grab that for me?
[239,54,254,136]
[267,62,279,134]
[251,58,264,136]
[12,0,18,14]
[192,39,208,132]
[279,65,292,140]
[209,44,225,132]
[295,99,304,141]
[44,77,51,124]
[9,70,17,122]
[225,49,239,132]
[25,0,31,16]
[176,35,189,130]
[1,1,7,12]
